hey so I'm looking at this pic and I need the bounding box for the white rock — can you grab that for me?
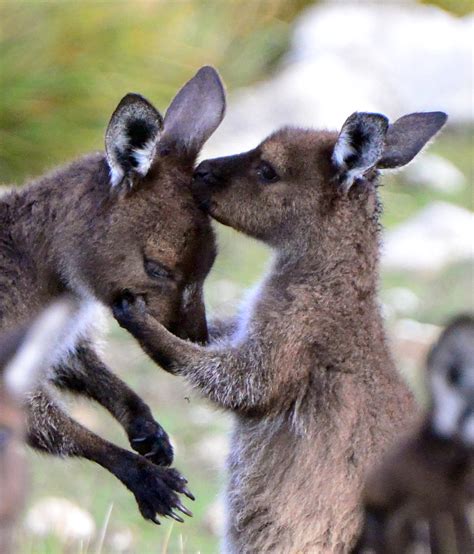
[384,287,420,316]
[404,154,466,193]
[393,318,440,345]
[107,527,134,553]
[203,497,226,537]
[195,433,229,470]
[203,2,472,158]
[382,202,474,272]
[25,496,96,542]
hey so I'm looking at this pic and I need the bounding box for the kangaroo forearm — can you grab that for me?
[26,386,123,465]
[25,386,192,523]
[129,314,271,411]
[53,345,152,428]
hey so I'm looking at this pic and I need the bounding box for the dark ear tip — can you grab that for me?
[115,92,156,111]
[195,66,226,97]
[432,111,448,127]
[346,111,389,131]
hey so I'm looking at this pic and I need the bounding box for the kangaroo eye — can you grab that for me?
[144,259,174,281]
[257,161,279,184]
[446,363,462,386]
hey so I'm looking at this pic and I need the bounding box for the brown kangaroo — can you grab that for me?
[113,110,447,551]
[0,299,74,554]
[0,66,225,523]
[354,314,474,554]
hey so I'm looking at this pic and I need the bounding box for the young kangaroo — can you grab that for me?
[354,315,474,554]
[0,299,74,554]
[113,110,447,551]
[0,66,225,523]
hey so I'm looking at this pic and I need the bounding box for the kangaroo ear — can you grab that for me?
[332,112,389,192]
[105,93,163,189]
[160,66,226,156]
[377,112,447,169]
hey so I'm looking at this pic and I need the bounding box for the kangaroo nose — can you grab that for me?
[193,160,223,188]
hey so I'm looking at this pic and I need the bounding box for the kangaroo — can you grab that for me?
[113,110,447,552]
[0,299,74,554]
[0,66,225,523]
[354,314,474,554]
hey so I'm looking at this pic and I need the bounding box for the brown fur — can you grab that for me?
[114,111,446,551]
[354,315,474,553]
[0,66,225,523]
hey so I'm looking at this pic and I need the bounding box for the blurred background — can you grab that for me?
[1,0,472,552]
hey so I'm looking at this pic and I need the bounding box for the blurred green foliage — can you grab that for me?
[0,0,312,184]
[423,0,473,16]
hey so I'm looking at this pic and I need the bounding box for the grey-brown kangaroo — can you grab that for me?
[354,314,474,554]
[0,66,225,523]
[113,110,447,551]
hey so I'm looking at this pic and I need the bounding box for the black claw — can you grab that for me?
[176,501,193,517]
[151,516,161,525]
[169,512,185,523]
[183,487,195,501]
[131,436,148,444]
[144,447,159,458]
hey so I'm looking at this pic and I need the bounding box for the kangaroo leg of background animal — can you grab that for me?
[26,387,193,523]
[452,510,473,554]
[113,297,273,412]
[52,343,173,466]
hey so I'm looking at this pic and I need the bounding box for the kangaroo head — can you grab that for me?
[62,67,225,342]
[427,314,474,446]
[193,111,446,252]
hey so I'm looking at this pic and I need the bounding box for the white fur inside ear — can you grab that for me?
[430,372,465,438]
[332,131,355,169]
[132,138,157,176]
[109,165,125,188]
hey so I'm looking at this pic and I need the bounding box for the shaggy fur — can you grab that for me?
[0,66,225,523]
[114,111,446,551]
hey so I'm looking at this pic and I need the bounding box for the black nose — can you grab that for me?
[193,160,223,188]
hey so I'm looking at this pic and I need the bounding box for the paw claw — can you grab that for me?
[183,487,195,501]
[176,501,193,517]
[129,418,174,467]
[169,512,185,523]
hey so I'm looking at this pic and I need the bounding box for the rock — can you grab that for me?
[107,527,134,553]
[25,496,96,542]
[390,318,441,397]
[384,287,420,317]
[203,2,472,158]
[195,433,229,470]
[382,202,474,272]
[203,497,225,537]
[403,154,466,193]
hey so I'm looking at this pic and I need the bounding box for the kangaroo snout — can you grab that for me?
[193,159,224,187]
[192,161,221,210]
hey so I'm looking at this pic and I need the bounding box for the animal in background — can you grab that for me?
[114,109,447,552]
[353,314,474,554]
[0,66,225,523]
[0,299,74,554]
